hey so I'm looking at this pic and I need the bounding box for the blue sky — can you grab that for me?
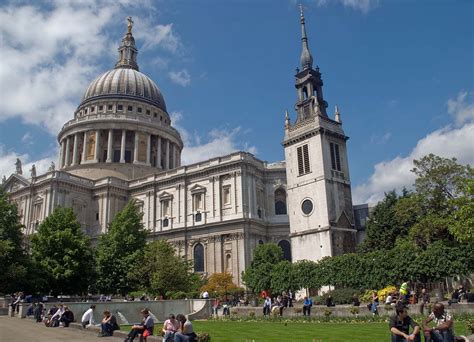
[0,0,473,204]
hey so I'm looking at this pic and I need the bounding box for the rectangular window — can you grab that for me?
[117,104,123,111]
[194,194,203,211]
[330,142,342,171]
[154,113,158,118]
[108,105,113,111]
[99,105,103,111]
[223,186,231,205]
[127,105,133,111]
[137,107,142,113]
[90,107,95,112]
[297,144,310,175]
[146,109,150,115]
[162,200,170,216]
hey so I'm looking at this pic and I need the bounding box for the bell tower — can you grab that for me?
[283,6,356,263]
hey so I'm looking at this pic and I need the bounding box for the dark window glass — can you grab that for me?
[84,108,88,114]
[117,104,123,111]
[162,218,169,227]
[194,243,204,272]
[278,240,292,262]
[154,113,158,118]
[113,150,121,162]
[124,150,132,163]
[330,143,341,171]
[137,107,142,113]
[95,213,99,221]
[257,208,262,218]
[99,105,103,111]
[301,199,313,215]
[275,201,287,215]
[146,110,150,115]
[128,106,133,111]
[90,107,95,112]
[195,212,202,222]
[258,240,264,245]
[108,105,113,110]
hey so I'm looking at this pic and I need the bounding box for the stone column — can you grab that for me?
[165,139,170,170]
[94,130,100,162]
[146,134,151,165]
[157,136,162,168]
[120,129,126,163]
[59,139,65,168]
[133,131,139,164]
[82,131,88,164]
[64,136,71,166]
[71,133,78,166]
[106,129,113,163]
[169,143,174,169]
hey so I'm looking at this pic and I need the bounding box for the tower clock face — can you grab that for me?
[301,198,314,215]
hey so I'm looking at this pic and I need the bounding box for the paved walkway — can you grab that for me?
[0,316,124,342]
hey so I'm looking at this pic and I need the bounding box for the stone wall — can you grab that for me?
[13,299,210,323]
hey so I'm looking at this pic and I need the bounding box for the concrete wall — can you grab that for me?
[16,300,209,323]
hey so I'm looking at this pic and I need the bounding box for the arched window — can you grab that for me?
[258,240,264,245]
[225,254,232,274]
[193,243,204,272]
[278,240,292,262]
[274,188,287,215]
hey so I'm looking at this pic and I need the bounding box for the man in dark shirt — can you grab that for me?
[389,303,420,342]
[124,308,154,342]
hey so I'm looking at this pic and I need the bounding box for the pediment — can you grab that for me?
[189,184,206,194]
[3,174,30,193]
[158,191,173,200]
[335,210,353,228]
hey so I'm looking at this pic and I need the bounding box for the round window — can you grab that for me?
[301,199,314,215]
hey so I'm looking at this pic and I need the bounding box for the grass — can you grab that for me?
[121,321,471,342]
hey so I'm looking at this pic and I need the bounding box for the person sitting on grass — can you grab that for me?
[81,304,96,328]
[99,310,119,337]
[161,313,180,342]
[60,306,74,327]
[422,303,454,342]
[174,314,197,342]
[389,303,420,342]
[124,308,154,342]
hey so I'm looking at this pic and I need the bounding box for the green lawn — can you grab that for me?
[122,321,471,342]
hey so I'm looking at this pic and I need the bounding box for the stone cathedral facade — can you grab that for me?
[3,12,356,286]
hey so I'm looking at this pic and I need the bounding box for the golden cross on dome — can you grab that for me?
[127,16,134,33]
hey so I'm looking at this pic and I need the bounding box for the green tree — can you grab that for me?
[30,207,94,295]
[95,200,147,295]
[242,243,283,294]
[447,176,474,243]
[270,261,298,294]
[135,240,199,298]
[358,191,410,252]
[0,188,30,293]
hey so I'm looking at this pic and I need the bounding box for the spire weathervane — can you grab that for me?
[115,16,139,71]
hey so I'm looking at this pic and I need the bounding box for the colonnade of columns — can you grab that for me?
[59,129,181,170]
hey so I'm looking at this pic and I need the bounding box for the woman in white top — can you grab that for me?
[162,314,180,342]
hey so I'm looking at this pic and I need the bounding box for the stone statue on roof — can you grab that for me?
[48,161,55,172]
[2,175,6,184]
[30,164,37,178]
[15,158,22,175]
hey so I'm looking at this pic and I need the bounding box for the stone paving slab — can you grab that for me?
[0,316,124,342]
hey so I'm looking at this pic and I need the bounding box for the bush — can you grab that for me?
[378,285,397,302]
[172,291,187,299]
[350,307,359,316]
[321,288,359,305]
[360,289,376,303]
[248,311,256,319]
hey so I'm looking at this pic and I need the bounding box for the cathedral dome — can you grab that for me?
[81,68,167,112]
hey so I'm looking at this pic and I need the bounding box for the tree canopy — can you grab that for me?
[30,207,94,295]
[95,200,147,295]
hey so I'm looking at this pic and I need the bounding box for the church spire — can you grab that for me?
[115,16,139,71]
[299,4,313,70]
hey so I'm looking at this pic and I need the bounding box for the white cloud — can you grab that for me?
[0,1,181,134]
[353,91,474,205]
[317,0,379,13]
[0,145,58,180]
[447,91,474,126]
[168,69,191,87]
[170,111,257,165]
